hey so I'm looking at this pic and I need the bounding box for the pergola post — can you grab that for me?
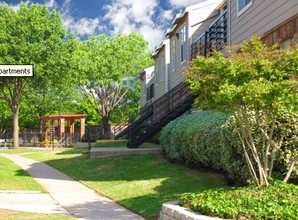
[50,119,55,144]
[70,119,75,143]
[41,119,47,142]
[80,118,85,141]
[59,118,65,141]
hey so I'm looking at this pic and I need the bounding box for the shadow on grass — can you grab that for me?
[14,152,227,219]
[55,148,88,155]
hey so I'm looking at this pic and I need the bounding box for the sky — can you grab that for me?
[0,0,205,50]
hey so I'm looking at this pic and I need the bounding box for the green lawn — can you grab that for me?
[0,153,75,219]
[0,211,75,220]
[7,148,227,219]
[0,155,45,192]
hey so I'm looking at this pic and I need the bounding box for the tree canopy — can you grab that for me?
[73,33,153,139]
[0,3,76,147]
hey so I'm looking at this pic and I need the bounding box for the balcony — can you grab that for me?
[191,32,208,58]
[191,9,227,58]
[209,9,227,52]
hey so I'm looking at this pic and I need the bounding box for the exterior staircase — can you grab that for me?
[114,82,197,148]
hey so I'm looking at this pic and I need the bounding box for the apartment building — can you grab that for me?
[123,0,298,147]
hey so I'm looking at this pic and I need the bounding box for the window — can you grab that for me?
[150,70,155,78]
[237,0,252,16]
[146,83,154,101]
[171,38,176,71]
[180,25,186,63]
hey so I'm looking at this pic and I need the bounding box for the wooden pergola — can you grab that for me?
[40,114,86,143]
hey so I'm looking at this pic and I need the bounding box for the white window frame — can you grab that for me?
[237,0,252,17]
[180,24,187,64]
[171,37,176,71]
[154,60,160,85]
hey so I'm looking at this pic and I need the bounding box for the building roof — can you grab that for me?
[166,0,225,37]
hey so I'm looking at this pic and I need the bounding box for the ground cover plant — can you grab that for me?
[7,148,227,219]
[180,181,298,219]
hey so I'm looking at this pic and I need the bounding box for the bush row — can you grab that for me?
[160,110,298,183]
[160,110,248,183]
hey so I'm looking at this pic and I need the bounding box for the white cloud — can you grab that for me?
[168,0,207,8]
[44,0,58,10]
[60,0,101,37]
[104,0,173,50]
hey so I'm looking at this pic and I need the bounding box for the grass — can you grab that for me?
[0,153,75,219]
[0,155,45,192]
[7,148,227,219]
[0,210,75,220]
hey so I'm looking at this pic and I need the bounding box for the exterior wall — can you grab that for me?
[262,14,298,47]
[169,16,189,90]
[189,0,224,44]
[229,0,298,45]
[168,0,224,91]
[153,40,170,100]
[140,66,154,108]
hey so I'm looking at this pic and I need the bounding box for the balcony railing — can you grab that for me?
[209,9,227,52]
[191,32,208,59]
[191,9,227,58]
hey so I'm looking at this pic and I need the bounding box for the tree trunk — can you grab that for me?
[102,116,112,140]
[12,106,19,149]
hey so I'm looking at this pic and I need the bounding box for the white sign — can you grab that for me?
[0,65,33,77]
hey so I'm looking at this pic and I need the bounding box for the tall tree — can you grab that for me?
[0,4,73,148]
[0,99,11,135]
[186,37,298,186]
[75,33,152,139]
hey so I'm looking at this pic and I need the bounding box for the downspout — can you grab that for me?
[165,39,170,93]
[228,0,231,46]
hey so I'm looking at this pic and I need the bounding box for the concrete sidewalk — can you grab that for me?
[0,153,146,220]
[0,190,70,215]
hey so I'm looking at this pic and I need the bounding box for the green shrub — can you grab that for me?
[160,110,247,183]
[223,111,298,181]
[180,181,298,219]
[161,110,298,184]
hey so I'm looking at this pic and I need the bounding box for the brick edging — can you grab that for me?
[159,201,228,220]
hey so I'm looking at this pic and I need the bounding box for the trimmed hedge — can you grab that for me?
[160,110,248,183]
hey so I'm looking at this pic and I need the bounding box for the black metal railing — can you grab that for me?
[191,32,208,58]
[191,9,227,58]
[209,9,227,52]
[113,119,128,138]
[126,82,196,148]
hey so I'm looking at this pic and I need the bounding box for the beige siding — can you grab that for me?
[140,78,146,107]
[140,66,154,108]
[154,47,166,100]
[229,0,298,45]
[152,39,170,100]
